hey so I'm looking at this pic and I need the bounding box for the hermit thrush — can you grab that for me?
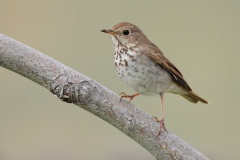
[101,22,209,127]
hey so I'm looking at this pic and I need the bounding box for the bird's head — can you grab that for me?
[101,22,148,48]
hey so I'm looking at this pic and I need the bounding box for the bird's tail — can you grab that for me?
[181,91,210,104]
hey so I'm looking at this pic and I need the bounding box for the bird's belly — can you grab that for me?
[114,52,175,96]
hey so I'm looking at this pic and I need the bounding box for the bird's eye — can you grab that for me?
[122,30,130,35]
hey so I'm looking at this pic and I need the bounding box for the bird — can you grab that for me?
[101,22,209,128]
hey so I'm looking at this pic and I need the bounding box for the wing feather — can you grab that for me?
[140,42,192,91]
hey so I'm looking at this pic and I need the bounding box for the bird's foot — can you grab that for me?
[152,117,167,137]
[119,92,140,102]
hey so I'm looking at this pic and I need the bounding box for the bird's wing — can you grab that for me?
[142,43,192,91]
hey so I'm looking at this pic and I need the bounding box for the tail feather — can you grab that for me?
[181,91,210,104]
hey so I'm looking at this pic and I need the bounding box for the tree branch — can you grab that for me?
[0,34,209,160]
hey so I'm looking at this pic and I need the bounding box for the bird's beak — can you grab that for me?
[101,29,117,35]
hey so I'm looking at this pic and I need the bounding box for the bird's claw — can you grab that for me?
[119,92,140,102]
[152,117,167,137]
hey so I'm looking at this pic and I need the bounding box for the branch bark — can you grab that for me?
[0,34,209,160]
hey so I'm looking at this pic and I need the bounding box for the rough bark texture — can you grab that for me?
[0,34,209,160]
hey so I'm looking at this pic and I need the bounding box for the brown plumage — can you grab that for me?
[144,45,209,104]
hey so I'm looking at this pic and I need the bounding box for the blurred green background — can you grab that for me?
[0,1,239,160]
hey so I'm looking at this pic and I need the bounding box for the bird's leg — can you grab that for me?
[152,93,167,136]
[119,92,140,102]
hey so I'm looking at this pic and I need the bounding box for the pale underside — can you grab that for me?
[113,37,187,96]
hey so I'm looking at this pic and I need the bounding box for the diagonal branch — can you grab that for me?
[0,34,209,160]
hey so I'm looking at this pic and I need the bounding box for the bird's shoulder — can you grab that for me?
[139,42,192,91]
